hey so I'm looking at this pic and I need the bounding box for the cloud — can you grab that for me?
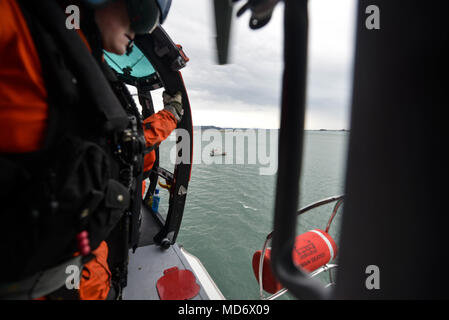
[158,0,356,129]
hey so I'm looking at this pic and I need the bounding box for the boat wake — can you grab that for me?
[238,201,258,211]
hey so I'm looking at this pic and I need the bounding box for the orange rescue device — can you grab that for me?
[252,229,337,294]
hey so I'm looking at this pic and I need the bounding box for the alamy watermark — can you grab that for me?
[65,5,80,30]
[65,265,80,290]
[168,128,278,176]
[365,264,380,290]
[66,4,381,32]
[365,5,380,30]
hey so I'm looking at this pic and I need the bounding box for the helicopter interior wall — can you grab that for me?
[334,0,448,299]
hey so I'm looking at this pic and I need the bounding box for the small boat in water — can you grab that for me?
[210,149,226,156]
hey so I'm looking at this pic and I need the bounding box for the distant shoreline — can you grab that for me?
[193,126,349,132]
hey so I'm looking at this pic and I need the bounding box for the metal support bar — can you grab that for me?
[271,0,328,299]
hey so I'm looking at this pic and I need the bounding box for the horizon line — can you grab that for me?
[193,125,349,131]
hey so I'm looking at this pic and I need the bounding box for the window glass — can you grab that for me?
[104,46,156,78]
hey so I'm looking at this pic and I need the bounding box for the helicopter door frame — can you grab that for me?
[110,26,193,249]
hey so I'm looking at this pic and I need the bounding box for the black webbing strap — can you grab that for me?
[144,144,158,154]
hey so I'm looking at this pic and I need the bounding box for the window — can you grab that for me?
[104,45,156,79]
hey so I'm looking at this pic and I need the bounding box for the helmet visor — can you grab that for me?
[127,0,159,34]
[155,0,172,24]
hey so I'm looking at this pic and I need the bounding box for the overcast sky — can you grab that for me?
[156,0,357,129]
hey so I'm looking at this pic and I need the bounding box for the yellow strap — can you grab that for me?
[158,181,171,190]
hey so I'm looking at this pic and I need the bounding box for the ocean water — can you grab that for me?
[155,129,349,300]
